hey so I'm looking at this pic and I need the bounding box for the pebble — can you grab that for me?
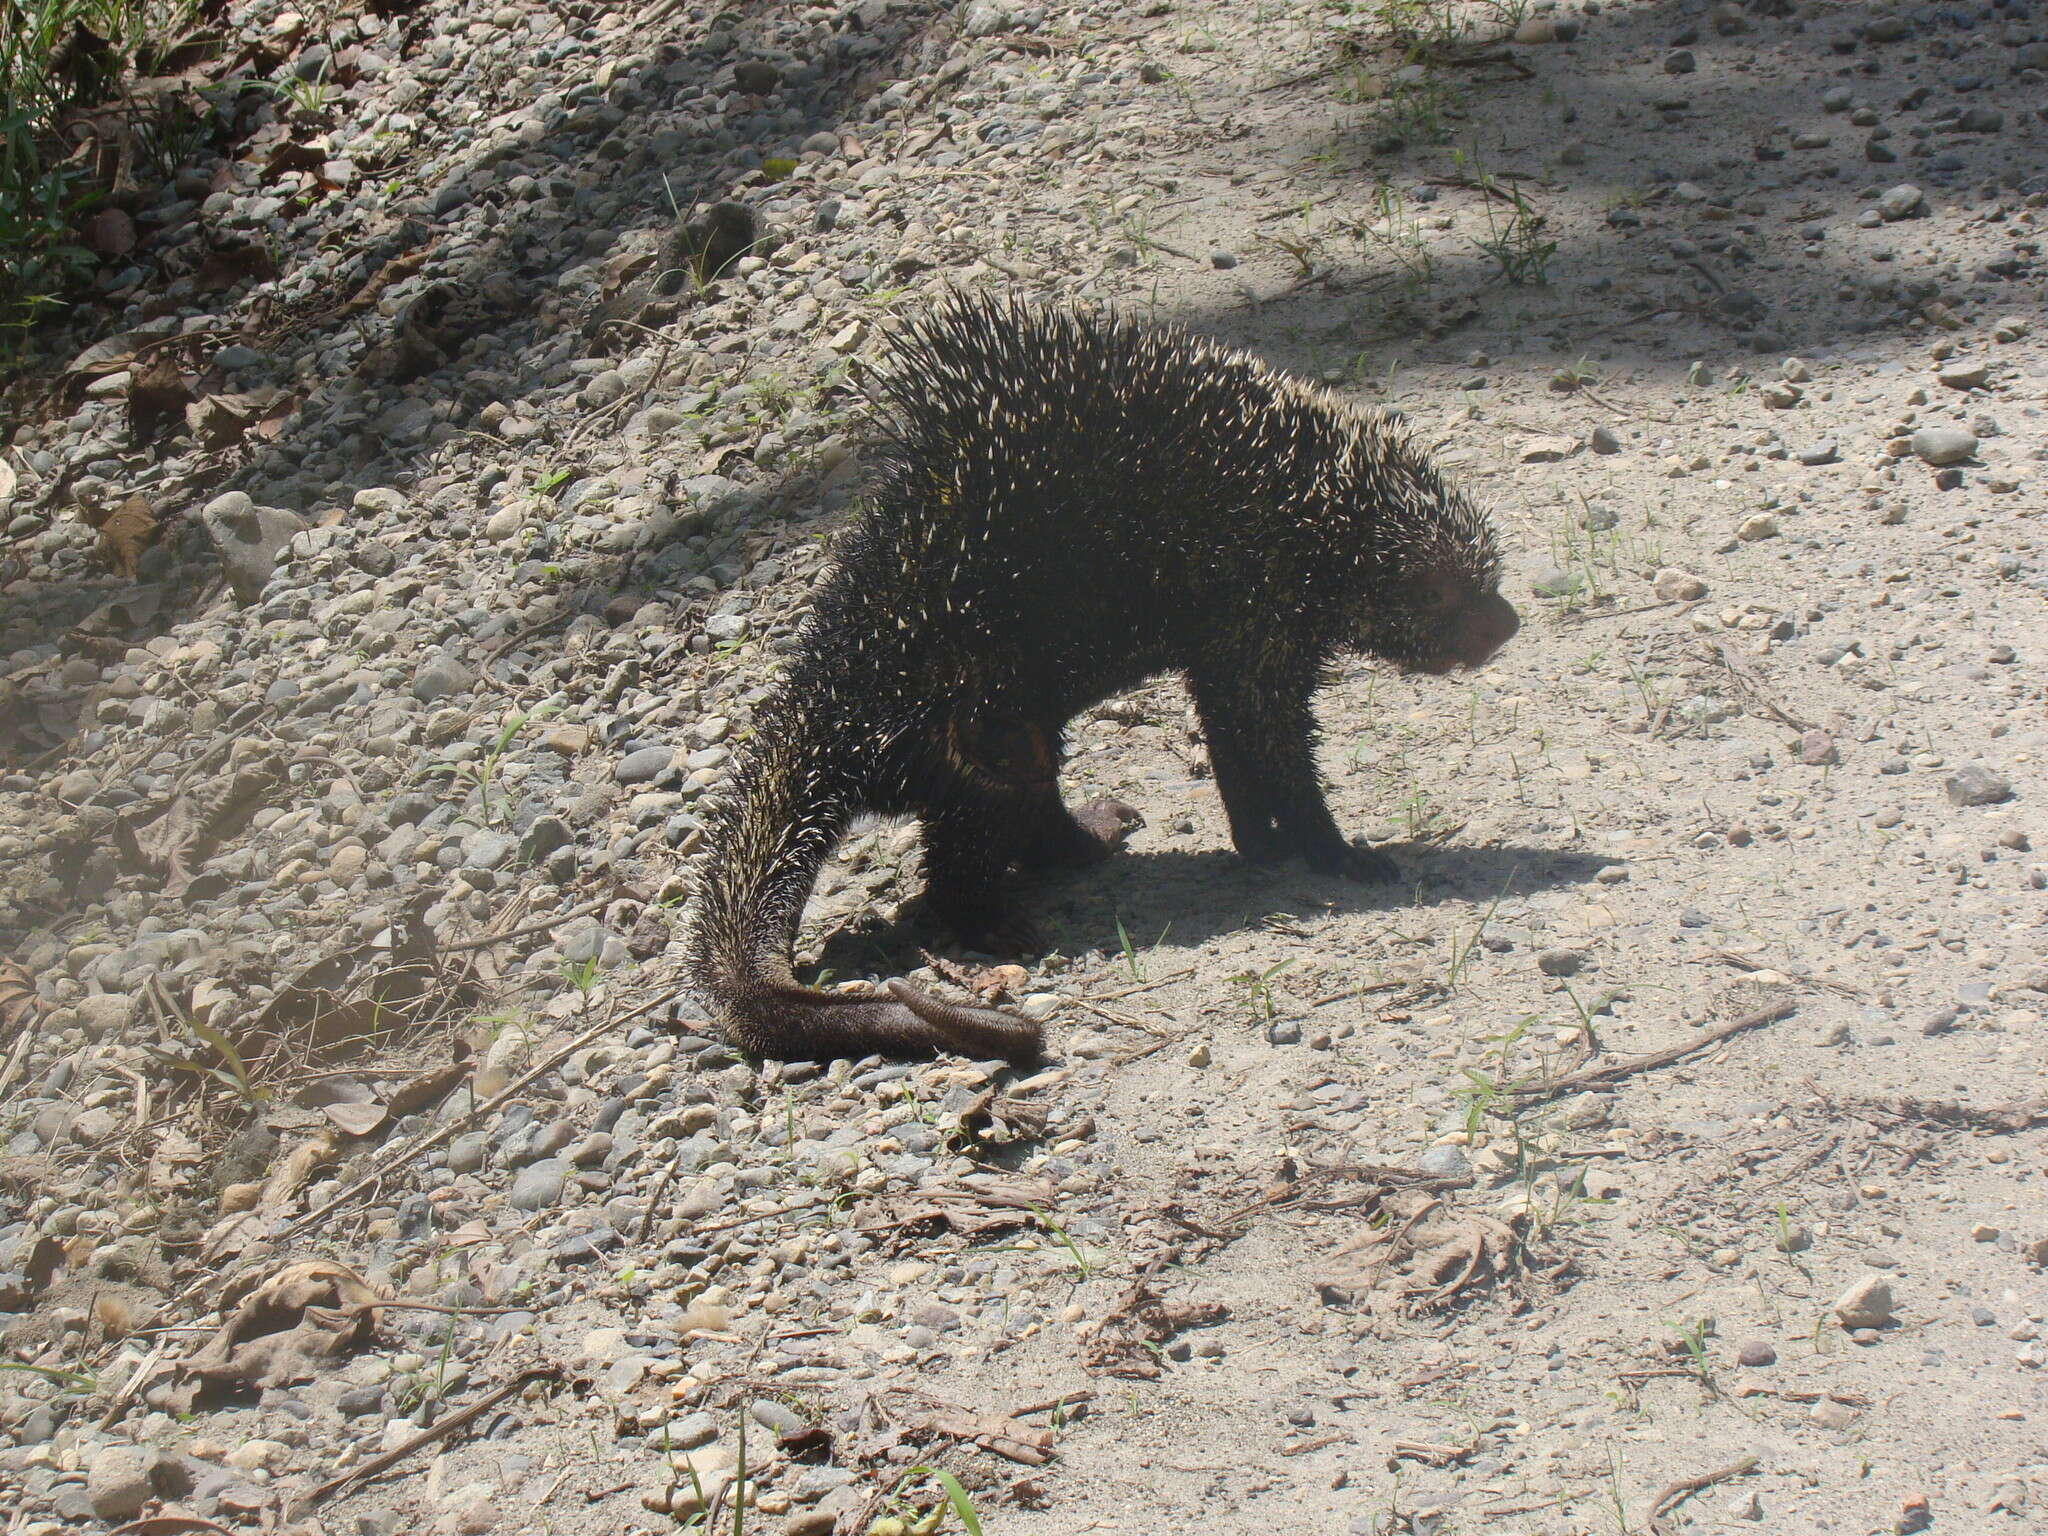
[86,1447,162,1520]
[1536,948,1585,976]
[1909,426,1977,465]
[1653,568,1708,601]
[1878,184,1925,221]
[1945,765,2012,806]
[1833,1274,1896,1330]
[1416,1145,1472,1178]
[509,1159,567,1211]
[1736,1339,1777,1367]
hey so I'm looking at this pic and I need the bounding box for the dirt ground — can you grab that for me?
[3,0,2046,1533]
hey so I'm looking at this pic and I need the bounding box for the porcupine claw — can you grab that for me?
[885,978,1043,1064]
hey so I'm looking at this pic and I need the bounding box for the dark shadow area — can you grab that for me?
[1166,0,2045,379]
[809,840,1610,985]
[2,0,955,763]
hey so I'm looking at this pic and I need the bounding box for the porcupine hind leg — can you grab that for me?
[955,711,1144,873]
[921,800,1042,954]
[1189,666,1399,883]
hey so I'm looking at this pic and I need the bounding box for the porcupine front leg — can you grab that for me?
[1188,666,1399,883]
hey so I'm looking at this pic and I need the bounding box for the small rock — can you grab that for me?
[412,651,474,703]
[1589,424,1621,454]
[1796,441,1837,466]
[1945,764,2012,806]
[1799,731,1839,766]
[731,60,780,94]
[1937,361,1989,391]
[1811,1398,1862,1430]
[1736,512,1779,541]
[1653,568,1708,601]
[1416,1145,1472,1179]
[1736,1338,1777,1367]
[1665,49,1696,72]
[1877,184,1925,221]
[1909,426,1977,465]
[1896,1493,1932,1535]
[1833,1274,1895,1330]
[509,1160,566,1211]
[616,746,674,784]
[1971,1223,2000,1243]
[1536,948,1584,977]
[87,1447,161,1520]
[199,492,307,604]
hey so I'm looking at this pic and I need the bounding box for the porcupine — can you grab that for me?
[685,296,1519,1063]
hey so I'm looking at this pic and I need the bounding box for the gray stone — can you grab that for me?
[1589,424,1621,454]
[959,1,1013,38]
[448,1133,489,1175]
[750,1398,808,1435]
[1877,184,1924,221]
[1833,1274,1895,1330]
[87,1445,160,1520]
[1536,948,1585,977]
[1909,426,1977,466]
[412,651,475,702]
[1416,1144,1472,1179]
[1945,764,2012,806]
[463,829,518,871]
[198,491,307,604]
[1797,441,1838,466]
[616,746,674,784]
[509,1159,566,1211]
[648,1410,718,1449]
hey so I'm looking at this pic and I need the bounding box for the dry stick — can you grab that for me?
[1649,1455,1759,1518]
[298,1366,559,1510]
[151,990,690,1316]
[278,986,691,1245]
[1504,999,1795,1102]
[432,896,610,953]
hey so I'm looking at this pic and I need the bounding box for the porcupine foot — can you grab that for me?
[1019,796,1145,869]
[1304,837,1401,884]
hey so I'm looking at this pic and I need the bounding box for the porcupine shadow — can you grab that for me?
[805,841,1611,991]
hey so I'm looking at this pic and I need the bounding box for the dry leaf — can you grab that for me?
[384,1058,471,1118]
[168,1259,382,1411]
[191,240,276,295]
[0,959,38,1038]
[862,1176,1057,1245]
[1083,1281,1228,1379]
[260,1131,339,1214]
[186,391,264,449]
[128,354,193,444]
[96,494,159,578]
[319,1101,387,1137]
[120,754,282,896]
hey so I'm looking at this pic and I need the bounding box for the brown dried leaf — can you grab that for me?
[319,1101,387,1137]
[128,355,194,444]
[262,137,329,179]
[1083,1281,1228,1379]
[186,391,263,449]
[383,1058,470,1118]
[96,494,159,579]
[191,240,277,295]
[121,754,283,896]
[0,959,39,1038]
[169,1259,382,1411]
[874,1390,1054,1465]
[862,1176,1057,1245]
[260,1131,339,1213]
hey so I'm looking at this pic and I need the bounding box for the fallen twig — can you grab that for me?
[1504,1000,1795,1103]
[1649,1454,1759,1517]
[298,1366,558,1509]
[1703,947,1863,999]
